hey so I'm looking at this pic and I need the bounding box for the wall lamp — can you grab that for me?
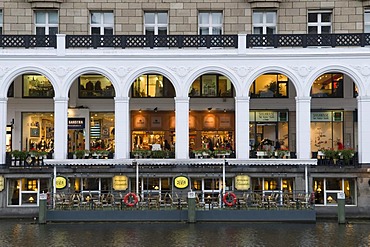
[154,107,158,112]
[207,107,212,112]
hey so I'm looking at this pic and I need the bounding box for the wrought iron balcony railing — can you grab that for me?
[0,33,369,49]
[65,35,238,49]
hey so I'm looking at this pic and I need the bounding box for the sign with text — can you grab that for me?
[311,112,332,122]
[113,175,128,191]
[235,175,251,190]
[256,112,278,122]
[55,176,67,189]
[174,176,189,189]
[68,118,85,129]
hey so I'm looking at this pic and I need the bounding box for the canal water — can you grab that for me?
[0,220,369,247]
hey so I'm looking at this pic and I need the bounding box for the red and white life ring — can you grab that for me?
[123,192,138,207]
[223,192,237,207]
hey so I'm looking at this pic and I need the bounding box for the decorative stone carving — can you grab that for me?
[352,65,370,77]
[48,66,73,77]
[0,67,11,78]
[169,66,192,78]
[231,66,254,78]
[290,66,315,78]
[110,66,133,77]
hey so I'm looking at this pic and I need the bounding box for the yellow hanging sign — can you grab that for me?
[55,176,67,189]
[174,176,189,189]
[235,175,250,190]
[113,175,128,191]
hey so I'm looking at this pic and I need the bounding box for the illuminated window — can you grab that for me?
[311,73,343,98]
[249,74,288,98]
[79,75,115,98]
[23,75,54,98]
[189,74,233,97]
[8,178,50,206]
[313,178,356,206]
[132,74,175,98]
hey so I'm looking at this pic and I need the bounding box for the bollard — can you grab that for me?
[187,191,196,223]
[337,192,346,224]
[38,193,47,224]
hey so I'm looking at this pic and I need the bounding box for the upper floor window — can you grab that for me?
[79,75,115,98]
[253,11,277,34]
[35,11,58,35]
[90,12,114,35]
[308,11,332,34]
[311,73,343,98]
[144,12,168,35]
[365,10,370,33]
[249,74,288,98]
[0,10,3,34]
[199,12,222,35]
[189,74,233,98]
[132,74,175,98]
[23,75,54,98]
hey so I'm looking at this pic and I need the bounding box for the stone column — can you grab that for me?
[295,96,311,159]
[357,96,370,164]
[54,97,68,160]
[0,98,7,164]
[235,97,250,159]
[115,97,130,159]
[175,97,189,159]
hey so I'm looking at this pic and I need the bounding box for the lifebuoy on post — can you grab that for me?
[223,192,237,207]
[123,192,138,207]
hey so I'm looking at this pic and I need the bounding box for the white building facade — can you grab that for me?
[0,0,369,218]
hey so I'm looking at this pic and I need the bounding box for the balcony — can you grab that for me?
[0,33,369,50]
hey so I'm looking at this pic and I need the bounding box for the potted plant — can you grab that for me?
[29,150,39,158]
[339,149,355,165]
[323,149,339,164]
[276,149,290,159]
[74,150,85,159]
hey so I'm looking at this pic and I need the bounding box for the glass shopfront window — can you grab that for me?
[249,74,288,98]
[22,112,54,152]
[8,178,50,206]
[79,75,115,98]
[249,111,289,152]
[131,111,175,151]
[90,112,115,152]
[311,73,343,98]
[251,177,294,193]
[189,74,233,97]
[310,111,343,151]
[313,178,356,205]
[132,74,175,98]
[189,111,235,152]
[23,75,54,98]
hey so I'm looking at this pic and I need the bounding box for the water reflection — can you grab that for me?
[1,221,370,247]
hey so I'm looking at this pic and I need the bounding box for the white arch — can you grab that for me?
[62,66,121,98]
[241,66,302,97]
[123,66,181,97]
[184,65,241,97]
[1,66,59,98]
[304,65,364,97]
